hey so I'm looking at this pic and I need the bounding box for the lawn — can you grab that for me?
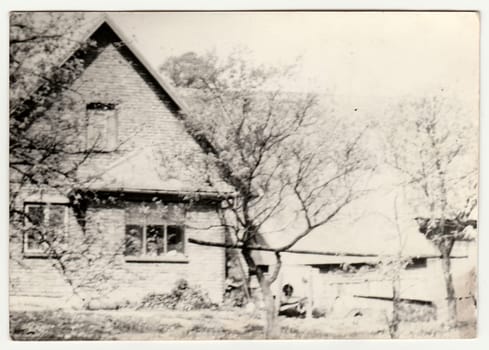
[9,307,474,340]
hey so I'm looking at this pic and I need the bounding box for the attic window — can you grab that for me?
[86,102,116,111]
[86,102,118,151]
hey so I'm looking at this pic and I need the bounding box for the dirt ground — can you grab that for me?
[9,306,476,340]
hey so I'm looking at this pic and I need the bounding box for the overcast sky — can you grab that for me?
[103,11,479,112]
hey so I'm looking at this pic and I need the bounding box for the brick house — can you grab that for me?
[9,17,234,307]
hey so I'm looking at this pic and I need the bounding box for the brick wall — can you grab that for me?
[87,201,225,303]
[10,201,226,305]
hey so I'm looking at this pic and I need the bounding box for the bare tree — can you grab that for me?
[9,13,94,216]
[161,51,374,338]
[382,95,478,325]
[374,195,412,339]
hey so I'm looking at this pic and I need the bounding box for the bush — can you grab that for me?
[223,286,247,307]
[140,279,217,311]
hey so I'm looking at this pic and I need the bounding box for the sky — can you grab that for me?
[102,11,479,113]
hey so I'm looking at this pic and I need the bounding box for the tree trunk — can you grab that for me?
[390,273,401,339]
[260,278,280,338]
[441,251,457,326]
[242,248,280,339]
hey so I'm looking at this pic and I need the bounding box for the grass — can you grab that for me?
[9,307,475,340]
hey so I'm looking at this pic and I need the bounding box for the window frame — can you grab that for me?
[124,210,187,263]
[85,102,118,152]
[23,202,69,258]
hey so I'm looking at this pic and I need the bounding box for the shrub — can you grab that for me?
[140,279,217,311]
[223,286,247,307]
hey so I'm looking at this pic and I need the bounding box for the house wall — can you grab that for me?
[85,201,226,303]
[309,267,433,314]
[10,201,226,306]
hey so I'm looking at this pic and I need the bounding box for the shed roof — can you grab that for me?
[252,190,441,266]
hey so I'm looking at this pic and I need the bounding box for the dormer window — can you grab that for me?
[86,102,118,152]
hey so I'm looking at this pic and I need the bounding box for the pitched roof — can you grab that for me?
[93,15,191,115]
[15,14,191,115]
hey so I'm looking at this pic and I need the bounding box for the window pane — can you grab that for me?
[126,206,146,225]
[87,110,108,150]
[48,205,65,226]
[125,225,143,256]
[26,206,44,226]
[86,106,117,151]
[26,228,44,251]
[48,205,65,239]
[147,225,165,256]
[167,225,184,253]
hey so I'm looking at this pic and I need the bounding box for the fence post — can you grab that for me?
[306,266,314,318]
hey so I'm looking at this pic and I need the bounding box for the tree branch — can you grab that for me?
[269,252,282,283]
[188,238,467,260]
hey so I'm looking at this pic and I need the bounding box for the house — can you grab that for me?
[9,16,234,308]
[248,201,477,321]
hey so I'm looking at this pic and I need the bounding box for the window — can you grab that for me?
[86,102,117,151]
[124,205,186,262]
[406,258,427,270]
[23,203,68,256]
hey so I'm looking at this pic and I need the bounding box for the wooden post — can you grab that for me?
[234,253,251,301]
[306,266,314,318]
[274,268,282,317]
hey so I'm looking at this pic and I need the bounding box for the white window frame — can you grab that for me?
[23,203,69,257]
[124,213,187,263]
[86,102,118,152]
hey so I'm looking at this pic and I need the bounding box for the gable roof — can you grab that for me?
[92,15,191,115]
[77,16,232,195]
[41,14,187,117]
[19,14,191,115]
[17,14,232,197]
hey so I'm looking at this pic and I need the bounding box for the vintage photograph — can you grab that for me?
[9,11,479,340]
